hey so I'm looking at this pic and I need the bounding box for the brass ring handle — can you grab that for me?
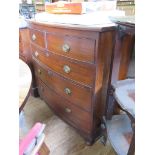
[62,44,70,53]
[63,65,71,74]
[38,69,41,75]
[64,88,72,95]
[35,51,39,57]
[32,34,36,41]
[65,108,71,113]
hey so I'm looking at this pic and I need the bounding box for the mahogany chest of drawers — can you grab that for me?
[28,20,116,144]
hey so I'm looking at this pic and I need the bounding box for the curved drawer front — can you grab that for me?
[30,29,45,48]
[31,45,95,86]
[19,32,22,52]
[33,61,92,112]
[37,79,92,134]
[46,33,95,63]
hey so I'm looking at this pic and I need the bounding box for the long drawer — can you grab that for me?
[31,44,95,86]
[46,33,96,63]
[33,60,92,112]
[37,79,92,134]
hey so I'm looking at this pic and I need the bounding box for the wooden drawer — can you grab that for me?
[19,41,23,53]
[46,33,95,63]
[19,31,22,52]
[30,29,45,48]
[31,45,95,86]
[37,79,92,134]
[33,60,92,112]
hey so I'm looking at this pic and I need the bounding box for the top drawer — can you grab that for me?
[30,29,45,48]
[46,33,96,63]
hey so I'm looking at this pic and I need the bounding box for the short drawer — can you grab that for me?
[30,29,45,48]
[37,79,92,134]
[31,45,95,87]
[46,33,95,63]
[33,60,92,112]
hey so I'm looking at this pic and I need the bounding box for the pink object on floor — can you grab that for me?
[19,122,43,155]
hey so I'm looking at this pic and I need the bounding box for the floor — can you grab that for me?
[21,96,116,155]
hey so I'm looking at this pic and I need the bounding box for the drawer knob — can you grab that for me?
[35,51,39,57]
[32,34,36,41]
[65,108,71,113]
[63,65,71,74]
[64,88,72,95]
[38,69,41,75]
[62,44,70,53]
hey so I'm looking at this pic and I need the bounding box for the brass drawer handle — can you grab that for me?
[62,44,70,53]
[64,88,72,95]
[35,51,39,57]
[63,65,71,74]
[48,70,52,76]
[32,34,36,41]
[38,69,41,75]
[65,108,71,113]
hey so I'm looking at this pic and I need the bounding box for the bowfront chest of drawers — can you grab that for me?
[28,20,116,144]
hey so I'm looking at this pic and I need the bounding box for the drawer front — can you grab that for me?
[19,31,23,52]
[33,61,92,112]
[37,79,92,133]
[30,29,45,48]
[31,45,95,86]
[19,41,23,53]
[46,33,95,63]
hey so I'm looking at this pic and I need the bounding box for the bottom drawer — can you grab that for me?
[37,79,92,134]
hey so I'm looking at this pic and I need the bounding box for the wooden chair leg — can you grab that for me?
[127,120,135,155]
[106,91,116,120]
[100,116,107,145]
[127,131,135,155]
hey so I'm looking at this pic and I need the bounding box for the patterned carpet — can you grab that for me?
[22,96,116,155]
